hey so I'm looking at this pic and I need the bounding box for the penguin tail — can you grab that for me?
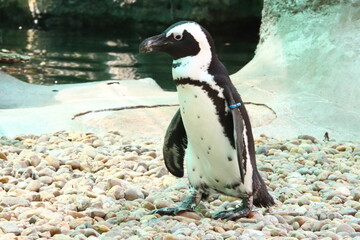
[252,171,275,208]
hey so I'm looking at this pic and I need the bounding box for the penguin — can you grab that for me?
[139,21,274,220]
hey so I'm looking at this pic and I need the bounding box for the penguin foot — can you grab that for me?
[151,188,203,216]
[151,206,193,216]
[213,196,253,220]
[212,206,251,220]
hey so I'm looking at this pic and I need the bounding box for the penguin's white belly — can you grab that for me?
[177,85,253,197]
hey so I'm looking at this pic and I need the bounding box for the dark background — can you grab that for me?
[0,0,263,90]
[0,0,263,37]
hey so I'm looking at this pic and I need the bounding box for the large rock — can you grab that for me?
[0,71,274,138]
[0,71,177,137]
[232,0,360,141]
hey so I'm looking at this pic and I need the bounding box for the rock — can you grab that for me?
[0,212,11,221]
[317,170,330,180]
[53,234,73,240]
[297,167,312,175]
[40,191,55,201]
[301,221,314,231]
[0,152,7,160]
[38,167,55,177]
[294,206,307,215]
[92,140,104,147]
[124,186,144,200]
[270,227,288,237]
[352,190,360,201]
[155,167,168,177]
[46,155,60,170]
[108,185,124,200]
[292,221,300,230]
[66,160,81,170]
[153,199,173,209]
[242,229,265,238]
[141,200,155,211]
[258,165,275,172]
[256,146,269,155]
[162,176,177,187]
[87,209,106,218]
[163,234,180,240]
[83,146,97,158]
[39,176,53,185]
[69,220,87,229]
[298,135,317,143]
[248,211,264,221]
[40,225,62,236]
[107,178,126,189]
[298,196,311,206]
[293,216,308,226]
[0,221,21,235]
[177,211,202,220]
[336,224,356,233]
[263,215,279,225]
[0,176,10,183]
[75,196,91,211]
[311,221,326,232]
[82,228,100,237]
[26,180,41,192]
[339,208,357,216]
[0,197,30,207]
[337,186,351,197]
[247,221,265,231]
[336,145,347,151]
[93,224,110,233]
[29,154,41,167]
[67,211,87,218]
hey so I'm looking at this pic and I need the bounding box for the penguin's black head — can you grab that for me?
[139,21,215,60]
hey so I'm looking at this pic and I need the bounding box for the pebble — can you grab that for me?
[163,234,180,240]
[0,221,21,235]
[1,197,30,207]
[153,198,173,209]
[339,208,357,216]
[0,152,7,160]
[124,186,144,200]
[0,212,11,221]
[336,223,356,233]
[108,185,124,200]
[75,196,91,211]
[0,131,358,239]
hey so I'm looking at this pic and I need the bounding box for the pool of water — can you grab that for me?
[0,27,257,91]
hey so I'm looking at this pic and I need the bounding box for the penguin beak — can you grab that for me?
[139,34,169,53]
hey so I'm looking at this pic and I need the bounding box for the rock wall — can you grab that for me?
[232,0,360,140]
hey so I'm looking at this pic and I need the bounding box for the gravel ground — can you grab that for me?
[0,131,359,240]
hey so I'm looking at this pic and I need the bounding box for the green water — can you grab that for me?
[0,27,257,91]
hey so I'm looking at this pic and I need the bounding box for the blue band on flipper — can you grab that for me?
[229,102,241,109]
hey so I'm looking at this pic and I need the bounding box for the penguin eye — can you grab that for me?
[174,34,183,41]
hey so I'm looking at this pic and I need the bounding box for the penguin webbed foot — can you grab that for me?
[213,196,253,220]
[152,189,202,216]
[151,206,192,216]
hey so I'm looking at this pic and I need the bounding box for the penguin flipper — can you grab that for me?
[221,80,275,208]
[163,109,187,177]
[221,83,247,183]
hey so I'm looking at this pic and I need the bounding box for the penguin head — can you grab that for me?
[139,21,215,60]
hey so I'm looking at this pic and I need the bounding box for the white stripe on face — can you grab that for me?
[168,22,213,82]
